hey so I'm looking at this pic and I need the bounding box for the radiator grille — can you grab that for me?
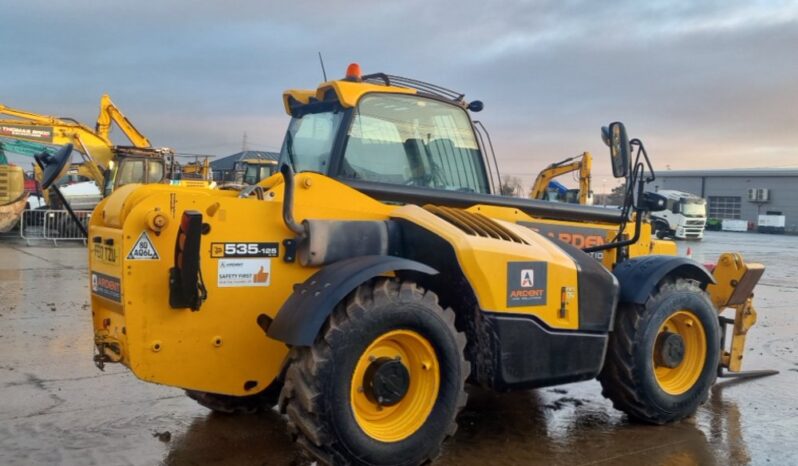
[424,205,529,245]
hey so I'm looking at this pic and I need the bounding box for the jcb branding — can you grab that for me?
[211,242,279,258]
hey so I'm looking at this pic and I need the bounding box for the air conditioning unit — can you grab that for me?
[748,188,770,202]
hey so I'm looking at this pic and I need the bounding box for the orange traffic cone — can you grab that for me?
[686,247,693,259]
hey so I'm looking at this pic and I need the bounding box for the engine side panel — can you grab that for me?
[391,204,585,330]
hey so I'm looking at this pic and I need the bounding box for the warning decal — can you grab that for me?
[217,258,271,287]
[127,231,160,260]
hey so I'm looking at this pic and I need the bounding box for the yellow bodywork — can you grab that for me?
[283,80,417,115]
[90,173,588,395]
[466,203,676,270]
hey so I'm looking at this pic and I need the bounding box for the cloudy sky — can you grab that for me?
[2,0,797,190]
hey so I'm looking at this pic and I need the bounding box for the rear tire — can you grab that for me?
[186,381,281,414]
[598,278,719,424]
[279,278,469,466]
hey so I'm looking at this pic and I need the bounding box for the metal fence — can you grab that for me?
[19,209,91,245]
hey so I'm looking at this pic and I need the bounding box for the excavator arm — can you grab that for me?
[530,152,592,204]
[0,103,65,126]
[0,116,111,187]
[0,96,168,204]
[95,94,151,148]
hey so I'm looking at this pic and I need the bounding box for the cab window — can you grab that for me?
[116,159,145,187]
[340,94,488,193]
[147,160,164,183]
[282,111,343,174]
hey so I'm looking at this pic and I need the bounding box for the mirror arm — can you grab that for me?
[582,207,643,254]
[631,139,656,183]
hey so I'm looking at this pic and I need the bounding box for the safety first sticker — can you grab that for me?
[506,261,548,307]
[217,258,271,287]
[127,231,160,260]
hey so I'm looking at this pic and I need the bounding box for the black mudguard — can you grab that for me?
[267,255,437,346]
[612,255,716,304]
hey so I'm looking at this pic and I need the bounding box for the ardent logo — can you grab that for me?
[520,269,534,288]
[507,261,547,307]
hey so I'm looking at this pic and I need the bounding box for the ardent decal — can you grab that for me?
[217,258,272,287]
[91,272,122,302]
[518,221,607,260]
[507,262,547,307]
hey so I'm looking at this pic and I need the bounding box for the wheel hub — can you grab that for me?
[655,331,685,368]
[363,357,410,406]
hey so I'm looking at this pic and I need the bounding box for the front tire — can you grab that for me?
[598,278,720,424]
[279,279,469,466]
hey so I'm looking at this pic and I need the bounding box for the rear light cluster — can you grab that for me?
[169,211,206,310]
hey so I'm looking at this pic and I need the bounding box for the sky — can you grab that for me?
[2,0,797,191]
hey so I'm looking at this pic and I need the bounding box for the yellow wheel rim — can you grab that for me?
[653,310,707,395]
[350,329,440,442]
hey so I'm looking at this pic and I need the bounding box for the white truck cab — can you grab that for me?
[648,189,707,240]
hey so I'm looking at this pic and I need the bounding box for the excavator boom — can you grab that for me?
[530,152,592,204]
[95,94,151,148]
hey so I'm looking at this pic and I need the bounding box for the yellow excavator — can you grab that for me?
[530,152,592,205]
[178,157,212,181]
[0,143,27,232]
[241,159,278,185]
[0,94,173,208]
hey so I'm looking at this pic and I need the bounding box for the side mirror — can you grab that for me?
[34,143,73,190]
[642,191,667,212]
[601,122,630,178]
[467,100,484,112]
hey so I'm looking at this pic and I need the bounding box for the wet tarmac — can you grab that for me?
[1,231,797,465]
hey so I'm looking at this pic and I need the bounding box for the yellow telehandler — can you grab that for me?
[43,64,768,465]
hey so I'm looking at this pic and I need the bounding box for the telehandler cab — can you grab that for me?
[42,64,768,465]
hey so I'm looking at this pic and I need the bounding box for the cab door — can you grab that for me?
[111,158,165,192]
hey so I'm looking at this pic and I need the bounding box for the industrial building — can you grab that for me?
[647,168,798,232]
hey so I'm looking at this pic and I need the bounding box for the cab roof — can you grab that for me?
[282,67,470,116]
